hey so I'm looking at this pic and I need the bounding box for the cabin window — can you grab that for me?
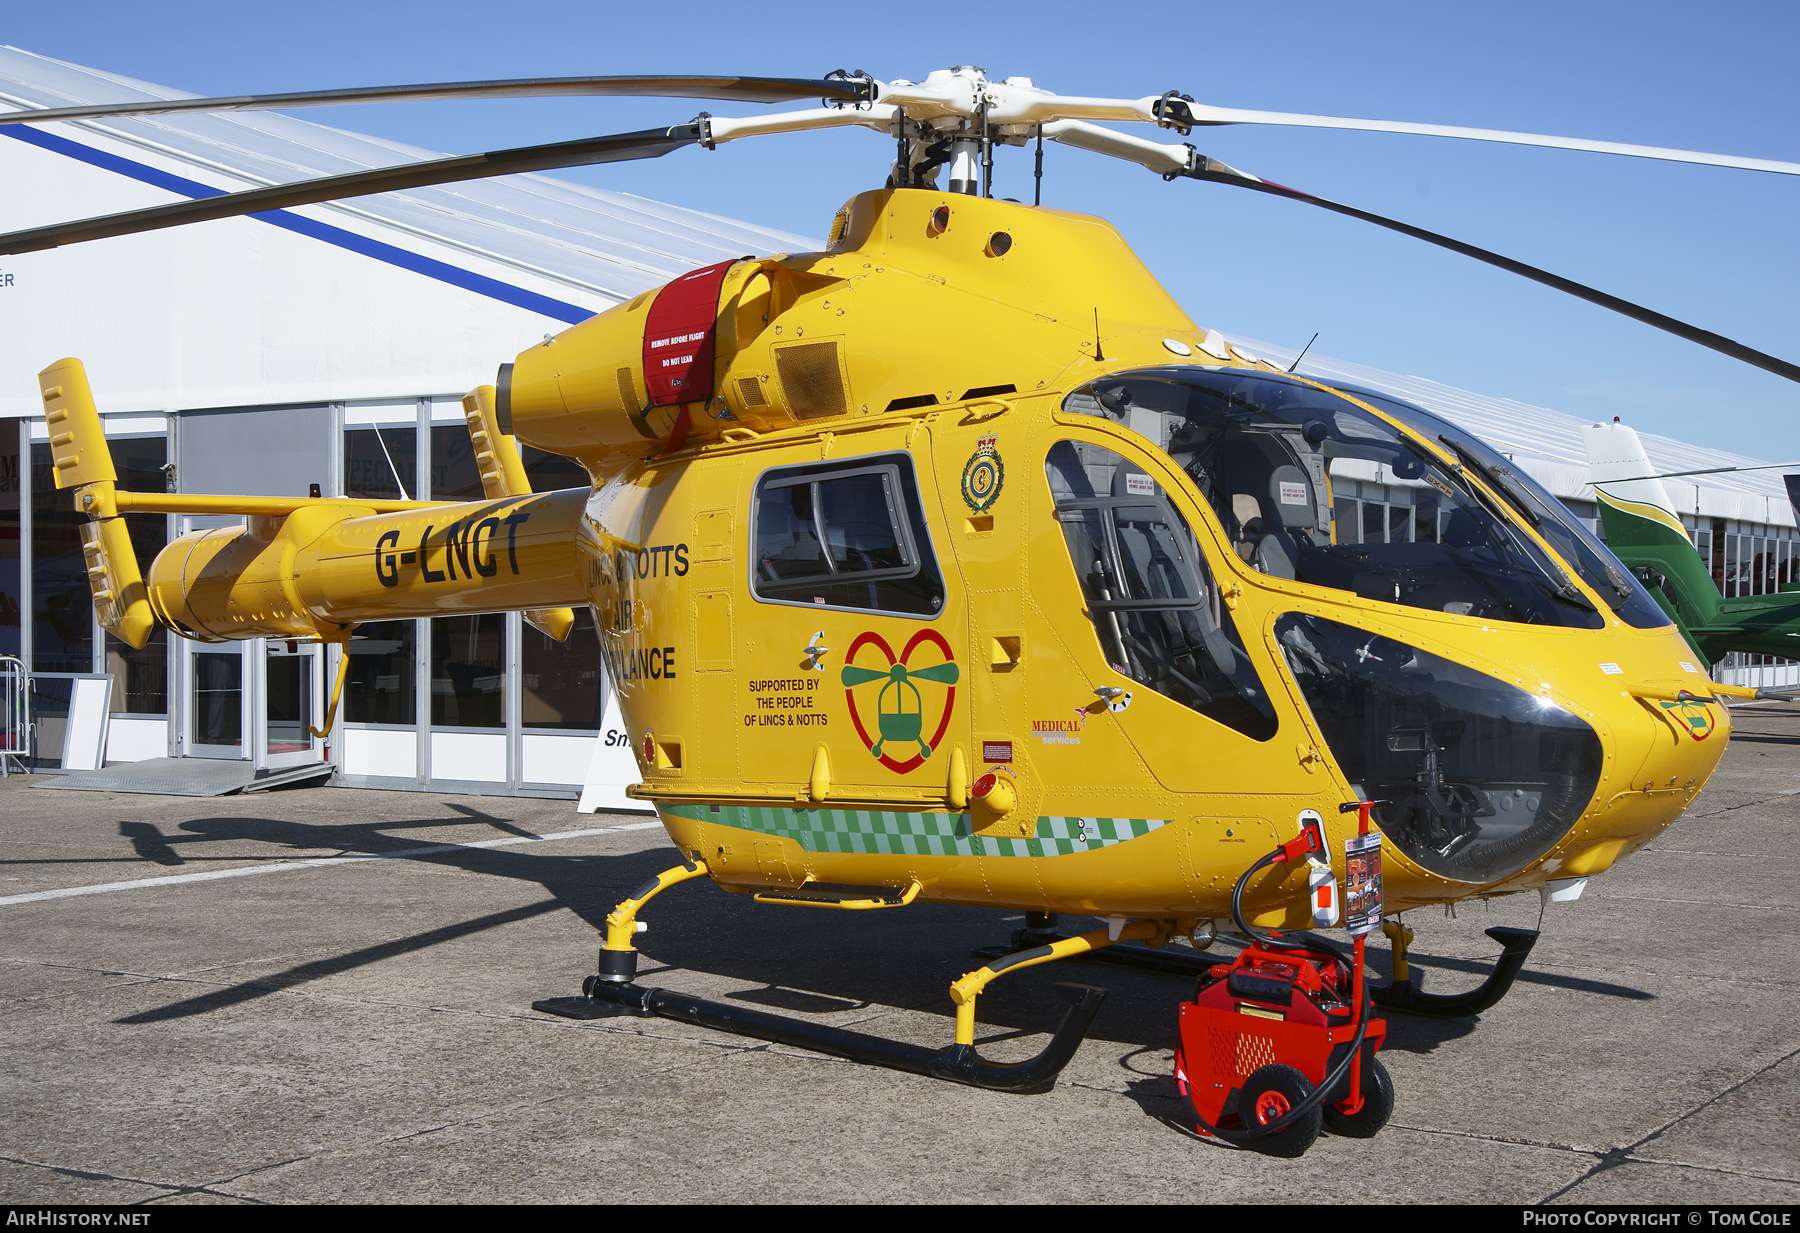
[750,453,945,617]
[1046,439,1277,741]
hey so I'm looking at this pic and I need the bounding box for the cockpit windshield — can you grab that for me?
[1329,385,1674,630]
[1064,368,1606,629]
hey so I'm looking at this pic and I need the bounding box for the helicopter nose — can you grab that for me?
[1554,684,1730,877]
[1605,687,1728,849]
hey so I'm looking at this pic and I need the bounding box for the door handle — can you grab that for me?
[1091,685,1131,713]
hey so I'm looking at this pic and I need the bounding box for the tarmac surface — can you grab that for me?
[2,702,1797,1205]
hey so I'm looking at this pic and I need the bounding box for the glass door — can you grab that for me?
[259,641,323,769]
[185,644,248,759]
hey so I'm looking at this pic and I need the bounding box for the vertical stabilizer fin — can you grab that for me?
[462,386,576,643]
[1582,420,1721,655]
[39,359,153,649]
[40,358,116,489]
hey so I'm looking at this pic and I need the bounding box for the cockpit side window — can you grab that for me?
[1064,369,1607,630]
[1046,440,1278,742]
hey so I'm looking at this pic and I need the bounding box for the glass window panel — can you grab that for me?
[1070,370,1644,630]
[1046,440,1277,742]
[523,607,603,730]
[0,430,17,661]
[343,426,417,501]
[106,437,169,713]
[521,446,589,493]
[106,631,166,715]
[1059,508,1115,606]
[345,620,416,725]
[1414,489,1443,544]
[1331,496,1358,546]
[1277,612,1602,883]
[818,472,906,573]
[432,614,505,728]
[430,424,485,503]
[30,443,91,672]
[1110,502,1202,603]
[192,651,242,747]
[1361,501,1386,544]
[754,480,827,582]
[265,649,311,755]
[750,455,945,617]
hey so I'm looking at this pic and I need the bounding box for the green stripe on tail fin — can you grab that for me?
[1581,420,1719,664]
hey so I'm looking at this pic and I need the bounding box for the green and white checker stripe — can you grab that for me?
[664,804,1166,858]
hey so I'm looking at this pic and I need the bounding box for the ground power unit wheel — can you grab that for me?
[1322,1056,1395,1138]
[1240,1063,1323,1158]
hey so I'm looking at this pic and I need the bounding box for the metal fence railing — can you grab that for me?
[0,657,29,777]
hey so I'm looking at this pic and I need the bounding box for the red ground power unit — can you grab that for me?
[1173,938,1391,1157]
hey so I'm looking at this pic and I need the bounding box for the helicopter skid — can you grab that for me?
[534,977,1109,1093]
[1369,926,1540,1019]
[974,924,1541,1020]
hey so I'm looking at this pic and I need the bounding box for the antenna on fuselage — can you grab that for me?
[1288,332,1319,373]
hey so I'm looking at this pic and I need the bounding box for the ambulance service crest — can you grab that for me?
[961,433,1005,513]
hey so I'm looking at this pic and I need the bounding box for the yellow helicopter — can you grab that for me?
[11,65,1800,1155]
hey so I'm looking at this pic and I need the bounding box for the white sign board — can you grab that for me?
[577,689,654,814]
[62,676,113,772]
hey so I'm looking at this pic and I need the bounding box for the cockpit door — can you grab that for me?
[1034,426,1293,795]
[932,411,1147,828]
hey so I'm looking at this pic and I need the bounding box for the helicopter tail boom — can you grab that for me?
[41,358,591,648]
[134,488,590,644]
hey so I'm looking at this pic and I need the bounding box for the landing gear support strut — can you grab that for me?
[533,866,1148,1093]
[972,911,1220,979]
[1370,919,1539,1019]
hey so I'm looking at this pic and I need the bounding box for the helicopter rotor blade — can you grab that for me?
[0,124,703,256]
[1178,156,1800,386]
[0,74,875,126]
[904,662,962,685]
[1165,100,1800,178]
[1044,123,1800,385]
[839,666,892,686]
[1042,120,1800,385]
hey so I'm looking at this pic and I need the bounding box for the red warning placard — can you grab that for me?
[642,259,735,408]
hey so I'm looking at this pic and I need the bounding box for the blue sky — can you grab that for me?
[10,1,1799,461]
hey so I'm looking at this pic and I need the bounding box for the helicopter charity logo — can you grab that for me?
[840,630,960,774]
[1658,696,1716,741]
[960,434,1005,513]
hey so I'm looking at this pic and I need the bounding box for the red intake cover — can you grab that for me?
[642,259,736,408]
